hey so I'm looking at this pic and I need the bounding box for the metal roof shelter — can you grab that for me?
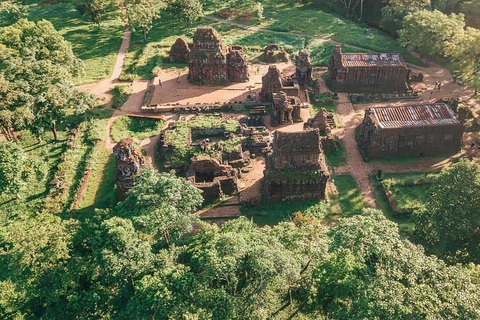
[341,53,405,68]
[370,104,461,128]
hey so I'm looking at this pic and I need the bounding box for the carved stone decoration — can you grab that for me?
[264,130,330,204]
[260,65,284,102]
[226,46,249,82]
[169,37,191,62]
[271,91,303,126]
[304,107,331,133]
[113,138,151,201]
[295,49,312,84]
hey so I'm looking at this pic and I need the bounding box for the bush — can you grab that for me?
[111,85,132,109]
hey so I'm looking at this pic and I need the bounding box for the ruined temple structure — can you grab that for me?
[113,138,151,201]
[264,44,289,63]
[226,46,249,82]
[187,26,249,84]
[272,91,302,125]
[264,130,330,203]
[295,49,312,84]
[169,37,191,62]
[358,103,464,158]
[304,107,333,134]
[328,45,411,92]
[187,157,238,202]
[260,65,301,102]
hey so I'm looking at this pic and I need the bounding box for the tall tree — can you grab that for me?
[75,0,114,26]
[451,27,480,94]
[380,0,430,34]
[116,169,203,246]
[0,19,93,141]
[0,141,44,196]
[415,160,480,263]
[166,0,203,22]
[123,0,164,42]
[399,10,465,63]
[309,209,480,319]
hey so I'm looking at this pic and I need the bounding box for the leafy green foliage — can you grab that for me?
[399,10,465,59]
[308,209,480,319]
[116,169,203,244]
[111,115,165,142]
[0,19,98,139]
[415,160,480,263]
[167,0,203,22]
[111,84,132,109]
[26,2,124,84]
[0,141,44,196]
[75,0,114,25]
[124,0,164,42]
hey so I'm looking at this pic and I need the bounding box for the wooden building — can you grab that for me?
[264,130,330,203]
[327,45,411,92]
[358,103,464,158]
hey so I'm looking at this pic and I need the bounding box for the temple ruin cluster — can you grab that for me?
[170,26,249,84]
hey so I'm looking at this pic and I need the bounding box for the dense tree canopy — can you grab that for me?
[0,19,94,140]
[0,141,44,196]
[415,160,480,263]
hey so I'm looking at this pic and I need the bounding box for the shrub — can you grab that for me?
[111,85,132,109]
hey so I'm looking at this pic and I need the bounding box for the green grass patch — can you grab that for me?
[325,140,347,168]
[372,174,417,235]
[380,172,431,215]
[26,2,123,84]
[111,116,166,143]
[332,174,368,215]
[205,0,423,65]
[242,201,328,226]
[111,85,133,109]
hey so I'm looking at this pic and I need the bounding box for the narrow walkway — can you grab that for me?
[111,29,131,81]
[334,93,376,208]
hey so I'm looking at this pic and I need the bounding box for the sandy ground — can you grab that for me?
[148,63,294,109]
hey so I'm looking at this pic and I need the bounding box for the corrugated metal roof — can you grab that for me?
[371,104,461,129]
[342,53,405,67]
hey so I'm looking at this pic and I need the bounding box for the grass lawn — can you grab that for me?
[325,141,347,168]
[204,0,423,64]
[372,172,431,235]
[26,2,124,84]
[242,201,330,225]
[332,174,368,215]
[76,108,117,214]
[111,116,166,143]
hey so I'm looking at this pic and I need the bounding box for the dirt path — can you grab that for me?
[72,27,132,209]
[333,93,376,207]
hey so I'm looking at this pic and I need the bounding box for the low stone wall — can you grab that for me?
[191,127,224,137]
